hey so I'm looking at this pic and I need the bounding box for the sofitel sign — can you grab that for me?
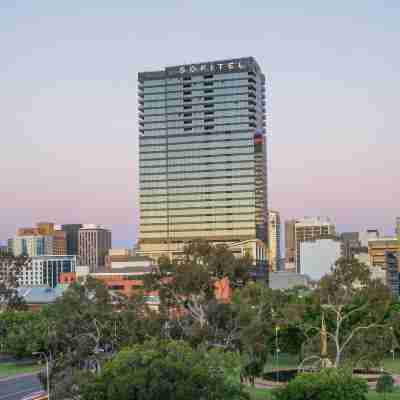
[176,60,247,74]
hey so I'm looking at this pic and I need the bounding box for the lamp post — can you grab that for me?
[390,327,395,361]
[33,352,50,400]
[275,325,280,382]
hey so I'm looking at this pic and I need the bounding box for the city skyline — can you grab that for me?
[1,1,400,246]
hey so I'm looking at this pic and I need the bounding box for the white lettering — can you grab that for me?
[177,60,247,75]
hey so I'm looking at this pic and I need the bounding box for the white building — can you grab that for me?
[359,229,380,248]
[300,238,341,281]
[18,255,78,288]
[294,217,336,272]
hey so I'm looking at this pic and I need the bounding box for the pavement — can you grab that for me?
[0,373,44,400]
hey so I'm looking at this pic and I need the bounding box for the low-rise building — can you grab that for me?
[17,285,69,311]
[105,250,153,270]
[90,266,152,296]
[269,272,309,290]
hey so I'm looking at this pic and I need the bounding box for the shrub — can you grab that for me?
[376,373,394,394]
[273,368,368,400]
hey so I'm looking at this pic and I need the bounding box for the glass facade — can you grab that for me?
[138,58,267,245]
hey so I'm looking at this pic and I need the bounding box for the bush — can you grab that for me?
[376,373,394,393]
[80,339,249,400]
[273,368,368,400]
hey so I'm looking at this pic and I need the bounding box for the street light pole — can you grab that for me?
[275,326,280,382]
[390,327,395,361]
[33,352,50,400]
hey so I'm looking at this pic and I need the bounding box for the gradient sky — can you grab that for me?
[1,0,399,247]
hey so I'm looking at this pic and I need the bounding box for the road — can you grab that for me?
[0,373,43,400]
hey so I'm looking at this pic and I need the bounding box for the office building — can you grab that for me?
[300,238,341,281]
[0,244,7,255]
[340,232,365,259]
[360,229,380,247]
[385,252,399,297]
[13,222,66,257]
[138,57,268,261]
[7,239,14,255]
[79,225,111,271]
[285,217,336,272]
[368,237,400,269]
[13,235,54,257]
[284,219,296,264]
[18,255,78,288]
[61,224,83,255]
[268,210,281,271]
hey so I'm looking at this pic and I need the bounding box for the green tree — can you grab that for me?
[0,253,30,311]
[145,240,252,346]
[273,369,368,400]
[38,277,163,399]
[37,277,121,399]
[0,311,47,358]
[80,340,248,400]
[300,258,392,368]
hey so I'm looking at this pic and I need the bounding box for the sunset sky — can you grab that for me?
[1,1,399,247]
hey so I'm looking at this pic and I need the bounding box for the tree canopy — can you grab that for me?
[80,340,248,400]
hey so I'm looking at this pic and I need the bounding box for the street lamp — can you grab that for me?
[33,352,50,400]
[389,327,395,361]
[275,325,280,382]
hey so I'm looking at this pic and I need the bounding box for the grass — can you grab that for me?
[246,387,274,399]
[0,362,41,378]
[382,358,400,375]
[263,353,299,372]
[246,386,400,400]
[263,354,400,374]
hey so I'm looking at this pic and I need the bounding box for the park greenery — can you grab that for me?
[273,369,369,400]
[1,242,400,399]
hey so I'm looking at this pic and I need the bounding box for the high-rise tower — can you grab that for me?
[138,58,268,259]
[268,210,281,271]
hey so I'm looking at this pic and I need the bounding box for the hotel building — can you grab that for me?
[138,57,268,264]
